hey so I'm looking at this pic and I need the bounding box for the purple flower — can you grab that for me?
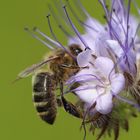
[64,1,140,139]
[74,56,125,114]
[64,1,139,117]
[68,0,140,76]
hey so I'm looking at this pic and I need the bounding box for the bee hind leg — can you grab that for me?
[59,82,83,119]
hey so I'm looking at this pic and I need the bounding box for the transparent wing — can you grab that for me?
[14,56,59,82]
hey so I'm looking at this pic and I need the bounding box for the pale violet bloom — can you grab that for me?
[68,55,125,114]
[66,0,140,116]
[68,0,140,76]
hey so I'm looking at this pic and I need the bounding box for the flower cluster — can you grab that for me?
[68,0,140,115]
[65,0,140,139]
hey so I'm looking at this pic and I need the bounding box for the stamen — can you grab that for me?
[66,0,98,32]
[132,0,140,15]
[125,0,132,48]
[98,0,110,21]
[80,21,99,32]
[108,0,115,30]
[46,14,76,59]
[100,1,119,41]
[24,27,54,50]
[108,53,124,81]
[112,0,126,17]
[48,3,77,40]
[58,25,79,43]
[52,0,69,24]
[33,27,61,48]
[74,0,90,18]
[66,74,105,86]
[58,25,72,38]
[63,5,90,50]
[75,0,102,33]
[99,0,127,46]
[48,3,69,32]
[134,23,140,40]
[64,85,97,94]
[66,0,80,22]
[113,11,127,36]
[114,94,140,111]
[110,36,136,77]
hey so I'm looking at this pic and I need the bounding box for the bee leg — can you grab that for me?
[59,82,83,118]
[56,98,63,107]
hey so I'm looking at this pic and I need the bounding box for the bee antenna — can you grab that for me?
[46,14,76,59]
[24,27,54,50]
[63,5,90,50]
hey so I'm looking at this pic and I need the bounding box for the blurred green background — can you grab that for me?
[0,0,140,140]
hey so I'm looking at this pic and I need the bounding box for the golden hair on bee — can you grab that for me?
[16,43,83,125]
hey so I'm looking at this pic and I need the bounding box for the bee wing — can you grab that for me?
[14,56,59,82]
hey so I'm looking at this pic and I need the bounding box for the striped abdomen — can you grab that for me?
[32,72,57,124]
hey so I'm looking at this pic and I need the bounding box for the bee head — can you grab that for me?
[69,44,83,56]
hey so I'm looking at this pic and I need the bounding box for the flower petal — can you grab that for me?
[94,57,115,77]
[77,49,94,67]
[85,17,104,35]
[106,40,123,57]
[95,32,110,57]
[75,88,98,104]
[111,73,125,95]
[96,93,113,114]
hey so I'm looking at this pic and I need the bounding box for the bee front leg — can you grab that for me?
[59,82,83,118]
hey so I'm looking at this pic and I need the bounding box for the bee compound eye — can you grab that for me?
[75,48,82,55]
[69,44,83,56]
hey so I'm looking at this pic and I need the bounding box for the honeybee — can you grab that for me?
[17,44,83,124]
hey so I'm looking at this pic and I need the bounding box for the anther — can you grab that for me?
[46,13,76,60]
[105,4,109,9]
[113,8,116,12]
[33,27,61,48]
[46,14,51,18]
[24,27,54,50]
[103,15,107,19]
